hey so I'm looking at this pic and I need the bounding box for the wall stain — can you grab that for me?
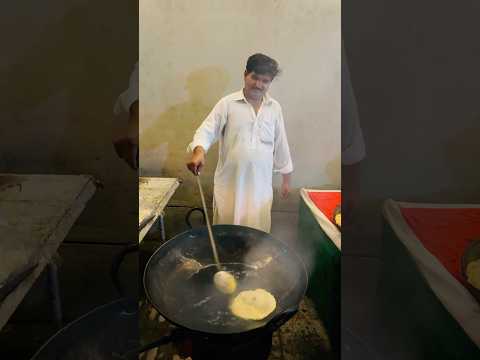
[140,66,230,205]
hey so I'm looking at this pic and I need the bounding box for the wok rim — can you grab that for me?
[143,224,309,336]
[30,297,137,359]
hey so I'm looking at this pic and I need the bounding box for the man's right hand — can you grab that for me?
[187,146,206,175]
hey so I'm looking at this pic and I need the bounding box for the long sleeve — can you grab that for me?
[188,99,226,153]
[113,61,139,116]
[273,106,293,174]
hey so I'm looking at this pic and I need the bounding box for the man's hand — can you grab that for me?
[280,173,291,199]
[187,146,206,175]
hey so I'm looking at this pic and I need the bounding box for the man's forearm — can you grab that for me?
[282,172,292,184]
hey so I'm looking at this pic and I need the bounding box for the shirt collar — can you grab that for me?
[233,89,273,105]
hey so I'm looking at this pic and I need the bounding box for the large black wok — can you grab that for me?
[143,224,308,338]
[30,298,138,360]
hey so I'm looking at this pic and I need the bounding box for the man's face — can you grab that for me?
[244,71,273,100]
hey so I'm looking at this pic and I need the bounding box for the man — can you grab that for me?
[186,53,292,233]
[113,61,139,169]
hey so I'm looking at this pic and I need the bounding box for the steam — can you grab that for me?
[159,227,319,330]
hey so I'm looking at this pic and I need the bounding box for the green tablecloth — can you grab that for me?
[298,189,341,354]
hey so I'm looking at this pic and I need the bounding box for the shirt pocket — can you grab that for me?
[259,119,275,146]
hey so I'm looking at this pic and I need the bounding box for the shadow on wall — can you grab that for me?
[0,2,134,175]
[140,66,230,204]
[0,2,138,241]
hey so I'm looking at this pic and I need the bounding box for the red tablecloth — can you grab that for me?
[307,191,341,223]
[400,207,480,284]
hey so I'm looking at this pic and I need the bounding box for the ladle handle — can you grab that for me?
[196,175,221,269]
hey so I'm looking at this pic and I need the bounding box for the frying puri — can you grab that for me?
[230,289,276,320]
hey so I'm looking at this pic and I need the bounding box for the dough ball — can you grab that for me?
[214,271,237,294]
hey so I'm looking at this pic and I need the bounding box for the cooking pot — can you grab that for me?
[143,224,308,338]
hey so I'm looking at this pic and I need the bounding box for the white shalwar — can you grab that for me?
[188,90,293,233]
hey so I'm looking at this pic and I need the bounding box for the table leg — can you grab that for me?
[47,261,62,329]
[159,212,166,242]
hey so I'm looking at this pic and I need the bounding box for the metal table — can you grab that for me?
[110,177,180,298]
[0,174,97,330]
[139,177,180,243]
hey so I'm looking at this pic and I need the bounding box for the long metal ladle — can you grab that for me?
[196,174,237,294]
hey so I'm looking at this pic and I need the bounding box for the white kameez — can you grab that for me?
[188,90,293,233]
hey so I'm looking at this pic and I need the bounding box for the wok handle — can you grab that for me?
[185,207,206,229]
[110,243,139,297]
[119,328,187,358]
[265,307,298,333]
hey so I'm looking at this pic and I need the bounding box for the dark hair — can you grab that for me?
[245,53,281,79]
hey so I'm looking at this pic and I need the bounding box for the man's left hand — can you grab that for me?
[281,181,290,198]
[280,173,292,199]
